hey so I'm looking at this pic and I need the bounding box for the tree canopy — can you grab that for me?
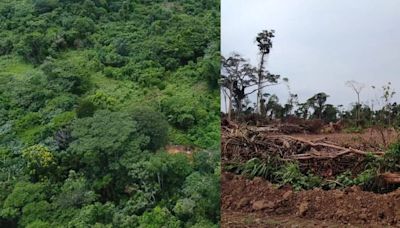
[0,0,220,227]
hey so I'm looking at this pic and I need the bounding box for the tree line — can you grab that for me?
[221,29,399,128]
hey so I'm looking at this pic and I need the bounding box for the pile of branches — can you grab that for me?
[222,123,384,178]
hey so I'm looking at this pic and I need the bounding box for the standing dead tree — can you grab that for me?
[346,80,365,126]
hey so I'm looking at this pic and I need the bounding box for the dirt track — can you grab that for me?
[222,172,400,227]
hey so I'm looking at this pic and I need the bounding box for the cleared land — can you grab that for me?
[222,120,400,227]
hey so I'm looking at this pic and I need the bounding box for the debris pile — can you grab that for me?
[222,121,384,177]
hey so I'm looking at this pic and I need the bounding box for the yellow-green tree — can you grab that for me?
[22,145,56,181]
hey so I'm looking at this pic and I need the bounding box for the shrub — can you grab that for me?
[383,141,400,171]
[275,163,322,191]
[86,91,118,110]
[239,158,280,181]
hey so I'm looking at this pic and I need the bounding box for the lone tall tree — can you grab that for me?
[256,29,274,114]
[345,80,365,125]
[254,30,288,115]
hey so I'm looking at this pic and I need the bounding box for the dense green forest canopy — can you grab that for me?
[0,0,220,227]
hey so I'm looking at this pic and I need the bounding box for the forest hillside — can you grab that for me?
[0,0,220,227]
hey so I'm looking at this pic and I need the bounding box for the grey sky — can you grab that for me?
[221,0,400,111]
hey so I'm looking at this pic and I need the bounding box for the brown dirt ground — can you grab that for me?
[222,211,370,228]
[222,128,400,227]
[222,172,400,227]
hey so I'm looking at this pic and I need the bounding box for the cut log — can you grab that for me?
[380,172,400,184]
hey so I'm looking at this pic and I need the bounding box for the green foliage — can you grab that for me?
[137,67,165,88]
[162,87,200,129]
[87,91,118,110]
[41,58,92,95]
[66,202,115,227]
[275,163,322,191]
[173,198,195,219]
[15,112,43,132]
[16,32,51,65]
[192,150,220,174]
[33,0,59,14]
[138,206,181,228]
[0,0,220,226]
[3,72,54,112]
[0,38,13,55]
[49,111,75,129]
[327,169,376,189]
[26,220,52,228]
[384,141,400,171]
[76,100,96,118]
[237,158,280,180]
[22,145,56,181]
[67,110,148,180]
[20,201,51,227]
[182,171,220,223]
[1,181,47,221]
[354,169,376,185]
[330,171,354,188]
[131,106,169,151]
[147,152,193,196]
[54,171,96,208]
[232,160,322,191]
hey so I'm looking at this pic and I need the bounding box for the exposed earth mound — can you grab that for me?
[222,119,400,227]
[222,173,400,227]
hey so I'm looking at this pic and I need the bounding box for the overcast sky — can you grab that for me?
[221,0,400,111]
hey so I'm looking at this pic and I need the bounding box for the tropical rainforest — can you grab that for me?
[0,0,220,227]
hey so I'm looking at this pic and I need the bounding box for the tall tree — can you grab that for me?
[380,82,396,126]
[221,54,256,119]
[345,80,365,125]
[321,104,338,123]
[307,92,329,119]
[284,93,298,117]
[255,30,274,114]
[255,29,288,114]
[295,102,311,119]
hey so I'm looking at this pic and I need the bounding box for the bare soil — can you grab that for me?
[222,172,400,227]
[221,124,400,227]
